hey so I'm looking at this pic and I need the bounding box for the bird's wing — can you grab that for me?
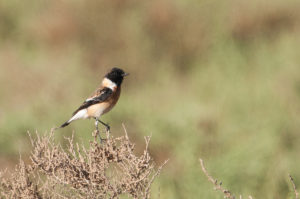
[72,87,113,116]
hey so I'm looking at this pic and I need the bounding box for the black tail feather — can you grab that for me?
[60,121,70,128]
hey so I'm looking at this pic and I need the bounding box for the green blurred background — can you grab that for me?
[1,0,300,198]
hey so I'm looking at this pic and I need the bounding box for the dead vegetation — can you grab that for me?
[2,126,299,199]
[0,126,167,198]
[289,174,299,199]
[200,158,299,199]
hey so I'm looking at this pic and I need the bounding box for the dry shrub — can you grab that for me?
[0,160,41,199]
[0,127,167,198]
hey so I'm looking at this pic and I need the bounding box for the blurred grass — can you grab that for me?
[1,0,300,198]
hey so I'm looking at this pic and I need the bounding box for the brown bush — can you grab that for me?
[0,127,167,198]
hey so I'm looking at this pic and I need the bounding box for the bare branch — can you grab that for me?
[199,159,255,199]
[289,174,299,199]
[199,158,235,199]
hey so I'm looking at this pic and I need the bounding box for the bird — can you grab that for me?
[59,67,129,133]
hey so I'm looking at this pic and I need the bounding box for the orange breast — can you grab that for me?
[102,87,121,114]
[87,103,110,118]
[86,87,121,118]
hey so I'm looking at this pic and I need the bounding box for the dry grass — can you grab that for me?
[289,174,299,199]
[200,158,300,199]
[0,126,167,198]
[199,158,236,199]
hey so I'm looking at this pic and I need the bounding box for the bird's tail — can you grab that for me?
[60,121,70,128]
[58,109,88,129]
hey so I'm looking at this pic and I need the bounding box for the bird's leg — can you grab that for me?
[98,119,110,132]
[95,119,99,133]
[94,118,103,143]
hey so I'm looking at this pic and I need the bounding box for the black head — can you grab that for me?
[105,67,129,86]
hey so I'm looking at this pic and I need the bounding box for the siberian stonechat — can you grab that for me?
[59,67,129,132]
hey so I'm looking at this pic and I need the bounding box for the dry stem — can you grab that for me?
[289,174,299,199]
[199,158,235,199]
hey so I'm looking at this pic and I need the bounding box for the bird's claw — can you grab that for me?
[106,125,110,132]
[100,138,107,144]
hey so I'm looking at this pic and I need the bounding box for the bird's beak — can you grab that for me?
[123,73,129,77]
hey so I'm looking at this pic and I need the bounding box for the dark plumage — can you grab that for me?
[72,88,113,116]
[105,67,128,86]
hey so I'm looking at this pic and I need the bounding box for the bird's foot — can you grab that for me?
[92,129,101,142]
[93,129,109,144]
[99,138,107,144]
[105,124,110,132]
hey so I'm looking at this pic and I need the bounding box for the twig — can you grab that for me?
[145,159,169,198]
[289,174,299,199]
[199,158,235,199]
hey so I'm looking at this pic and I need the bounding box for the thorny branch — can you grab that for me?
[199,158,235,199]
[199,158,254,199]
[0,127,167,198]
[289,174,299,199]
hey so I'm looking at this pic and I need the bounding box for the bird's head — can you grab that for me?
[105,67,129,86]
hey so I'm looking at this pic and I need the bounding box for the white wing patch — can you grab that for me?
[85,89,105,102]
[85,97,93,102]
[85,81,114,102]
